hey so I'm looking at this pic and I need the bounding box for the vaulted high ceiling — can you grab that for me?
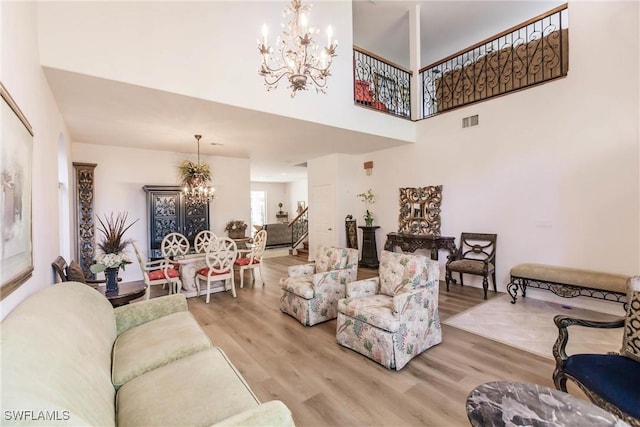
[43,1,563,182]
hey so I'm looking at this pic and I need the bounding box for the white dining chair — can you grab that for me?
[194,230,217,253]
[234,229,267,289]
[132,242,182,299]
[195,237,238,303]
[160,232,190,294]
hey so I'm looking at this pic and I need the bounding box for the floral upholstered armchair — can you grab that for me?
[336,250,441,370]
[280,246,359,326]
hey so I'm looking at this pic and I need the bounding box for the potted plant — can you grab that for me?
[225,220,248,239]
[357,189,375,227]
[178,160,211,187]
[90,212,138,292]
[277,202,284,215]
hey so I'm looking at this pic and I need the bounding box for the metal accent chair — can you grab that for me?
[279,246,359,326]
[552,276,640,426]
[194,230,217,253]
[195,237,238,303]
[445,232,497,299]
[132,242,182,299]
[336,250,442,370]
[234,229,267,289]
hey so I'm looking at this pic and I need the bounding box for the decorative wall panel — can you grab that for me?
[73,162,97,278]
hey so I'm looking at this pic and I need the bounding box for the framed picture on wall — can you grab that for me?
[1,82,34,299]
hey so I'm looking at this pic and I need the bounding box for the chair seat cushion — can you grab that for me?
[235,257,260,267]
[112,311,212,389]
[281,277,315,299]
[564,353,640,418]
[148,268,180,280]
[196,267,231,277]
[448,259,494,274]
[338,294,398,333]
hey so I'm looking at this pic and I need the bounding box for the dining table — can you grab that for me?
[173,248,252,298]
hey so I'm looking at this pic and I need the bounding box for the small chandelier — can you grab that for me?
[179,135,215,204]
[258,0,338,97]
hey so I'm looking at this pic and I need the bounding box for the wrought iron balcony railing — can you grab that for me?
[420,4,568,118]
[353,47,412,119]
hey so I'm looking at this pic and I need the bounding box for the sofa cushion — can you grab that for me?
[112,311,212,388]
[622,276,640,362]
[1,283,117,426]
[379,251,427,296]
[116,348,260,427]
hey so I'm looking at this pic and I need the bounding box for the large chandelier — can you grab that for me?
[179,135,215,204]
[258,0,338,97]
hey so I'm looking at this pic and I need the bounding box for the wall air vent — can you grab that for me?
[462,114,479,128]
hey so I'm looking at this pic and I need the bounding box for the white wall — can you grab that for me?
[250,182,288,224]
[287,179,308,218]
[352,1,639,312]
[308,153,360,259]
[0,2,72,319]
[36,1,414,143]
[72,143,250,282]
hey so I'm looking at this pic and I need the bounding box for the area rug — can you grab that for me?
[263,247,291,258]
[443,294,625,360]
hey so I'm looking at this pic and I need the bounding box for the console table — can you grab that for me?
[384,233,456,260]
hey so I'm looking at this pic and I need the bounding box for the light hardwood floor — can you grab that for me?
[183,255,556,427]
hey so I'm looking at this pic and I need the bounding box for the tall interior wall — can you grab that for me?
[352,1,639,313]
[0,2,71,319]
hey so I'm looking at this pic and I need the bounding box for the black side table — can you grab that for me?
[358,226,380,268]
[97,280,147,307]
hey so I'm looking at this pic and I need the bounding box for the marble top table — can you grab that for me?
[466,381,629,427]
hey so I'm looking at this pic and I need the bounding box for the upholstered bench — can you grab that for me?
[507,263,629,304]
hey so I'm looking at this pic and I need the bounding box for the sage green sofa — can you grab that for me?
[1,282,295,426]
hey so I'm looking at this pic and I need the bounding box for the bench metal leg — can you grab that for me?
[507,277,526,304]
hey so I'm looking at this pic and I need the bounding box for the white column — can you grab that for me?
[409,4,421,120]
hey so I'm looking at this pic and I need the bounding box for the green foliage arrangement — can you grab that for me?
[178,160,212,186]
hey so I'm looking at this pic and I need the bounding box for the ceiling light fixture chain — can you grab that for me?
[179,134,215,204]
[258,0,338,97]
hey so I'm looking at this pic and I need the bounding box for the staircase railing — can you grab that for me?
[353,46,412,119]
[289,207,308,249]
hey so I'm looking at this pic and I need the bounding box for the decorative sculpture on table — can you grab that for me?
[398,186,442,235]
